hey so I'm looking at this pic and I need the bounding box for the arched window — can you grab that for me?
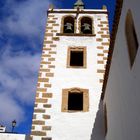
[63,16,75,33]
[81,17,93,34]
[125,9,139,67]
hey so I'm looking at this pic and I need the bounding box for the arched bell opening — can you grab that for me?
[81,17,92,34]
[63,16,75,33]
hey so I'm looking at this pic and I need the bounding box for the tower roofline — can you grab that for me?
[74,0,85,9]
[47,9,108,15]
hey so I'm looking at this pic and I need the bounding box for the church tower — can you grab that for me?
[30,0,110,140]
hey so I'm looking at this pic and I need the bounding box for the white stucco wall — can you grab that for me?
[49,37,102,140]
[0,133,26,140]
[104,1,140,140]
[37,10,108,140]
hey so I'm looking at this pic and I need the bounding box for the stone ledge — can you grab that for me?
[40,69,50,72]
[48,10,108,14]
[43,104,52,108]
[34,109,45,113]
[32,120,45,125]
[56,33,96,37]
[97,46,104,49]
[42,126,51,130]
[36,98,48,103]
[97,61,104,64]
[37,88,47,92]
[43,115,51,119]
[31,131,46,136]
[38,78,49,82]
[97,69,105,73]
[42,93,53,98]
[42,137,52,140]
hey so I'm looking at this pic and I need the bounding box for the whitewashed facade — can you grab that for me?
[104,0,140,140]
[30,5,110,140]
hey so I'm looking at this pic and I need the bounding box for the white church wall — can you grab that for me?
[0,133,26,140]
[44,12,108,140]
[104,0,140,140]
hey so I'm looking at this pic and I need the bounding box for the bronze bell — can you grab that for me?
[82,23,92,34]
[64,22,73,33]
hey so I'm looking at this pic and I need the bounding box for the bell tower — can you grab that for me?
[30,1,110,140]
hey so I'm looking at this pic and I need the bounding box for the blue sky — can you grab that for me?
[0,0,116,134]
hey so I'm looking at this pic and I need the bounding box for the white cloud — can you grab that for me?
[0,46,41,104]
[0,93,25,126]
[1,0,54,39]
[0,45,41,127]
[0,0,59,131]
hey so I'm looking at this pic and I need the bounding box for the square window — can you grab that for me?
[67,47,86,68]
[68,92,83,111]
[70,51,83,66]
[61,88,89,112]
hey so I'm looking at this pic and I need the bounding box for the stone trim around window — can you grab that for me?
[61,87,89,112]
[67,47,87,68]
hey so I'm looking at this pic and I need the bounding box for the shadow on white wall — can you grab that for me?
[90,100,105,140]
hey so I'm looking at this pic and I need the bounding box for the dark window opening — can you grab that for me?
[125,9,139,67]
[132,25,139,51]
[70,51,83,66]
[81,17,92,34]
[64,17,74,33]
[68,92,83,111]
